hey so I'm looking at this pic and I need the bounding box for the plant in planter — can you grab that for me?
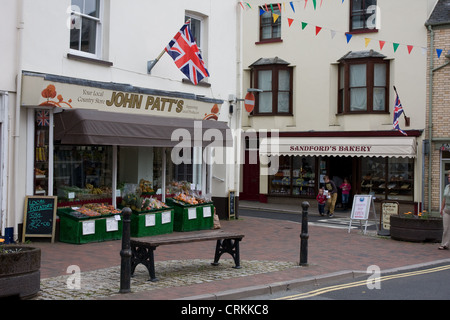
[390,211,443,243]
[0,238,41,299]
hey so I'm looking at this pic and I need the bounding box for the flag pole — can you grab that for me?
[393,86,410,126]
[147,19,191,74]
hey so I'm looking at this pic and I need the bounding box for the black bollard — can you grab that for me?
[119,207,132,293]
[300,201,309,266]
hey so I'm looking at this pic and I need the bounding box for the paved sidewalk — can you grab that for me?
[29,200,450,300]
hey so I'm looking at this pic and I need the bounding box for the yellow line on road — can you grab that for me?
[276,264,450,300]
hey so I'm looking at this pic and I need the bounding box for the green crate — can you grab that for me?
[130,209,174,237]
[58,209,122,244]
[166,199,214,232]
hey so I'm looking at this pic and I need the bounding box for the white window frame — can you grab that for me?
[69,0,103,59]
[185,12,206,55]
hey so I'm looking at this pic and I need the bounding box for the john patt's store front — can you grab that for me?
[17,71,232,243]
[252,131,421,210]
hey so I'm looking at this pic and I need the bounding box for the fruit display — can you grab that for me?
[139,179,154,194]
[121,193,169,212]
[67,203,121,219]
[140,197,169,211]
[172,192,210,206]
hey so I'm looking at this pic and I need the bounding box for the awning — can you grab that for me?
[54,109,232,148]
[260,136,417,158]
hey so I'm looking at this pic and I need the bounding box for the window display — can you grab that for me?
[269,156,316,196]
[360,157,413,201]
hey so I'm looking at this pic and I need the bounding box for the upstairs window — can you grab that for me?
[338,50,389,114]
[251,58,293,115]
[350,0,378,33]
[259,5,281,42]
[69,0,102,57]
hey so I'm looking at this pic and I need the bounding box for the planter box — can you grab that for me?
[131,208,174,237]
[0,246,41,299]
[390,215,443,243]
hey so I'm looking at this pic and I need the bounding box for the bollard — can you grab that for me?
[300,201,310,266]
[119,207,132,293]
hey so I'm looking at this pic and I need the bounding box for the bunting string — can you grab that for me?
[238,1,448,58]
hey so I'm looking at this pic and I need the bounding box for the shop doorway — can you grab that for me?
[328,156,354,208]
[441,158,450,204]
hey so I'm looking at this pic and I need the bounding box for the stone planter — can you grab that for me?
[390,215,443,243]
[0,246,41,299]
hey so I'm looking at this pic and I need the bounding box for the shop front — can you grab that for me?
[20,71,232,243]
[257,132,421,207]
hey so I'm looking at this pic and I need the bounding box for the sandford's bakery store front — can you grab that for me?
[244,131,422,210]
[10,71,233,241]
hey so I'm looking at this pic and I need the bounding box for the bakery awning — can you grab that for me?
[260,136,417,158]
[54,109,232,148]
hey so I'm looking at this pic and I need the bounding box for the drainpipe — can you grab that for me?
[427,24,434,214]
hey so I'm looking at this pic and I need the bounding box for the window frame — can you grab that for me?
[349,0,378,34]
[252,64,293,116]
[258,5,282,43]
[69,0,103,59]
[338,57,389,114]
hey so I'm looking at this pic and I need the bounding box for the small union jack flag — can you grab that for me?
[165,21,210,85]
[393,93,407,136]
[36,110,50,127]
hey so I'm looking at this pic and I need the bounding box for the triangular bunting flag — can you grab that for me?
[315,26,322,35]
[421,47,427,55]
[265,3,269,11]
[239,2,245,10]
[313,0,317,9]
[365,38,371,47]
[259,8,265,15]
[277,3,282,11]
[407,45,413,54]
[304,0,308,9]
[273,13,279,22]
[393,43,400,52]
[437,48,443,58]
[379,40,386,50]
[290,1,295,12]
[320,0,324,7]
[288,18,294,27]
[330,30,336,39]
[246,2,251,8]
[301,22,308,30]
[269,4,274,12]
[345,33,352,43]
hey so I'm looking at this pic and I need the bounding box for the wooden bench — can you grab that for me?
[130,230,245,281]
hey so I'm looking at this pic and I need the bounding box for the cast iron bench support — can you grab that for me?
[129,230,244,282]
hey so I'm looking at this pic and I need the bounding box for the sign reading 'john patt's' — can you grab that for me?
[21,73,222,120]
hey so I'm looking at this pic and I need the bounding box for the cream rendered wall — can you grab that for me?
[241,0,433,133]
[8,0,239,233]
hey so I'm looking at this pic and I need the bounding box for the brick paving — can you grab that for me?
[28,202,450,300]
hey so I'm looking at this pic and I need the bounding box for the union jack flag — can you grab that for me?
[165,21,210,85]
[36,110,50,127]
[393,93,407,136]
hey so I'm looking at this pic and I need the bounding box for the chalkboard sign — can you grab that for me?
[228,190,236,220]
[22,196,57,243]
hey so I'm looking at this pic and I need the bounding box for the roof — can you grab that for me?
[338,50,386,61]
[249,57,290,67]
[425,0,450,26]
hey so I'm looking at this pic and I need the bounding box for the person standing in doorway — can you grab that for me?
[439,172,450,250]
[340,178,352,211]
[324,175,337,217]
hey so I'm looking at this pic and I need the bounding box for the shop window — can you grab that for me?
[259,5,281,42]
[338,51,389,114]
[69,0,102,58]
[54,145,113,204]
[360,157,413,201]
[252,63,293,115]
[269,156,316,196]
[350,0,378,33]
[34,110,50,195]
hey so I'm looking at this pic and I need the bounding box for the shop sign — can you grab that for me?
[289,145,373,153]
[21,74,221,120]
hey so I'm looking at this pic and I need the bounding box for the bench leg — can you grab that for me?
[212,238,241,269]
[131,245,158,282]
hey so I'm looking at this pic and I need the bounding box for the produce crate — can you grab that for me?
[130,208,174,237]
[57,208,123,244]
[166,198,214,232]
